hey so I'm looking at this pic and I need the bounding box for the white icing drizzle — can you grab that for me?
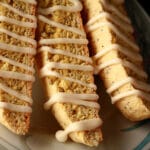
[39,0,101,142]
[101,0,131,24]
[0,102,32,113]
[93,44,142,62]
[38,0,88,46]
[38,15,86,36]
[0,2,36,21]
[38,0,82,14]
[44,93,100,110]
[42,62,94,72]
[94,58,147,79]
[0,42,36,55]
[0,56,35,73]
[56,118,102,142]
[87,0,149,104]
[0,28,36,46]
[40,69,96,89]
[107,77,150,94]
[0,2,36,112]
[111,90,150,104]
[19,0,37,5]
[0,83,33,104]
[86,12,133,33]
[39,46,92,64]
[0,70,35,82]
[87,21,139,51]
[39,38,88,45]
[0,16,36,28]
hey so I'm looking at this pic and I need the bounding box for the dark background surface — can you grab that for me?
[137,0,149,14]
[126,0,150,79]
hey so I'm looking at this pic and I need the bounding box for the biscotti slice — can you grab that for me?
[82,0,150,121]
[0,0,37,134]
[37,0,102,146]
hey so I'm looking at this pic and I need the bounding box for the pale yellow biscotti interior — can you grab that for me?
[82,0,150,121]
[0,0,36,134]
[37,0,102,146]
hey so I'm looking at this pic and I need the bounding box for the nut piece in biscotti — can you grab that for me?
[37,0,102,146]
[82,0,150,121]
[0,0,36,134]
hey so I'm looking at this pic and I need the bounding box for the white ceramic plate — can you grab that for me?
[0,0,150,149]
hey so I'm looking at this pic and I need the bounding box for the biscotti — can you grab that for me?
[0,0,37,134]
[82,0,150,121]
[37,0,102,146]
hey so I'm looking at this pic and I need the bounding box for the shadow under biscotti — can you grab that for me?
[31,69,61,135]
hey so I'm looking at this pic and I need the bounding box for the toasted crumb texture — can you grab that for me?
[37,0,102,146]
[0,0,36,134]
[82,0,150,121]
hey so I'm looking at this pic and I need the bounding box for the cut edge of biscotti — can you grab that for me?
[82,0,150,121]
[0,1,36,134]
[37,1,103,146]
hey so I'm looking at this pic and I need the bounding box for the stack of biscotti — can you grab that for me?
[82,0,150,121]
[37,0,102,146]
[0,0,36,134]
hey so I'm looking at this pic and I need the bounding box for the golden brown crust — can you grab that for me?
[82,0,150,121]
[0,0,36,134]
[37,0,102,146]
